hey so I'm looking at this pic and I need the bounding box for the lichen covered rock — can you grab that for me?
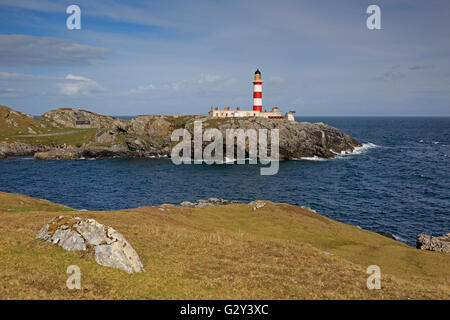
[249,200,266,211]
[180,198,242,208]
[37,216,144,273]
[417,233,450,254]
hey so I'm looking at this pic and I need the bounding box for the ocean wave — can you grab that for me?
[349,142,378,155]
[392,233,407,243]
[295,142,378,161]
[295,156,329,161]
[219,157,255,164]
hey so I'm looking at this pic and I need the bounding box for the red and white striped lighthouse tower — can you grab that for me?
[253,69,263,112]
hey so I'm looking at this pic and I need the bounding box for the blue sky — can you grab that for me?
[0,0,449,116]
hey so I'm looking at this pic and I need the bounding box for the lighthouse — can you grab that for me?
[253,69,263,112]
[208,69,296,121]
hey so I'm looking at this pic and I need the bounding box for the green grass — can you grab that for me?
[0,105,104,148]
[0,192,448,300]
[11,128,98,147]
[164,115,199,128]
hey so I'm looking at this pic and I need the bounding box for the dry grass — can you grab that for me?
[0,192,448,299]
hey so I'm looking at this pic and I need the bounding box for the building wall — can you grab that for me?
[285,113,295,121]
[209,108,291,120]
[259,111,282,118]
[209,110,260,117]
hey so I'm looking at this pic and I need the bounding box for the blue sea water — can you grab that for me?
[1,117,449,246]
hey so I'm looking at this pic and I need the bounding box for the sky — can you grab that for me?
[0,0,449,116]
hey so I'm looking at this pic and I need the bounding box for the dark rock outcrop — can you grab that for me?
[81,145,131,158]
[34,150,80,160]
[0,141,48,158]
[34,145,133,160]
[417,233,450,254]
[378,232,397,240]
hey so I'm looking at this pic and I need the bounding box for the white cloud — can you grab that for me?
[57,74,105,96]
[127,84,156,94]
[0,71,51,81]
[127,74,236,95]
[0,88,18,98]
[0,34,110,66]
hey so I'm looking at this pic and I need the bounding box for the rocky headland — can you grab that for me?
[0,105,360,161]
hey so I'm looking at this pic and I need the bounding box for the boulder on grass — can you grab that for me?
[417,233,450,254]
[37,216,144,273]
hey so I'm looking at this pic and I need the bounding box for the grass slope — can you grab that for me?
[0,192,448,299]
[0,105,97,147]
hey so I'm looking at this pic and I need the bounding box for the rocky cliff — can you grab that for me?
[1,106,360,160]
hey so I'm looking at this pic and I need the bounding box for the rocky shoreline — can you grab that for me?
[0,106,361,161]
[0,141,48,159]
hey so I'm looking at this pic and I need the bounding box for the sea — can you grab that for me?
[1,117,449,246]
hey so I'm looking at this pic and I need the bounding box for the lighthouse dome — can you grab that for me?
[255,69,261,75]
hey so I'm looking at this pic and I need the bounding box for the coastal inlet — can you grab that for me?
[0,106,449,246]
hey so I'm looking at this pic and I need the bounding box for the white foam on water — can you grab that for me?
[348,142,378,155]
[295,156,328,161]
[224,157,235,164]
[392,234,407,243]
[295,142,378,161]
